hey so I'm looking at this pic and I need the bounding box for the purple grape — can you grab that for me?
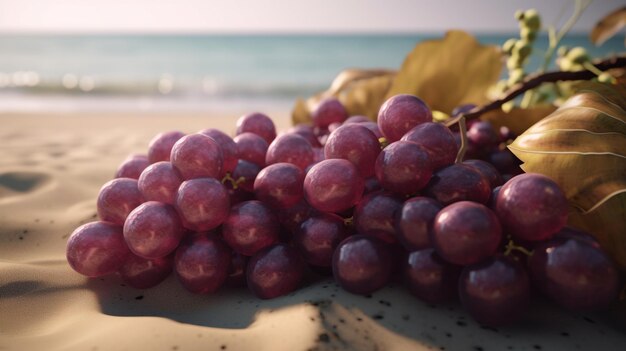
[423,163,491,205]
[354,191,402,244]
[147,130,185,164]
[488,149,521,174]
[230,159,261,192]
[304,159,364,213]
[293,212,348,267]
[495,173,568,241]
[324,123,380,177]
[234,132,269,167]
[395,197,442,251]
[222,200,279,256]
[175,233,231,294]
[361,121,383,139]
[487,185,501,210]
[253,163,304,209]
[266,133,315,171]
[175,178,230,232]
[332,235,393,295]
[170,133,223,180]
[236,112,277,144]
[459,255,530,326]
[115,154,150,179]
[312,147,325,164]
[467,121,500,148]
[553,226,600,247]
[198,128,238,175]
[288,124,323,147]
[247,244,305,299]
[401,122,458,170]
[123,201,185,259]
[344,115,370,124]
[405,248,460,304]
[377,94,432,142]
[432,201,501,265]
[225,251,248,287]
[312,97,348,129]
[463,159,503,188]
[277,199,316,234]
[528,237,620,311]
[66,221,131,277]
[137,161,182,205]
[118,253,173,289]
[363,177,382,194]
[374,141,432,196]
[499,126,516,142]
[97,178,144,226]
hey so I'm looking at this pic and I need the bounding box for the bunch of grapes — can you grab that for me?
[66,94,621,326]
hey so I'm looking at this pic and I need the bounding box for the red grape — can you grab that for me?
[170,133,223,180]
[377,94,432,142]
[266,133,315,170]
[432,201,501,265]
[97,178,144,226]
[230,159,261,192]
[236,112,276,144]
[253,163,304,209]
[277,199,316,234]
[405,248,460,304]
[234,132,269,167]
[495,173,568,241]
[198,128,238,175]
[395,196,442,251]
[123,201,185,259]
[287,124,322,148]
[354,191,402,244]
[401,122,458,170]
[66,221,130,277]
[222,200,279,256]
[374,140,432,196]
[423,163,491,205]
[463,159,503,188]
[147,130,185,164]
[343,115,370,124]
[137,161,182,205]
[467,121,499,148]
[312,97,348,129]
[324,123,380,177]
[247,244,305,299]
[175,178,230,232]
[115,154,149,179]
[293,212,348,267]
[361,121,383,139]
[119,253,173,289]
[303,159,364,213]
[175,233,231,294]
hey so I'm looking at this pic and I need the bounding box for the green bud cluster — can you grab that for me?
[557,46,589,72]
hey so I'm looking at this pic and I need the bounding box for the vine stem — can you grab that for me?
[444,55,626,128]
[455,116,467,163]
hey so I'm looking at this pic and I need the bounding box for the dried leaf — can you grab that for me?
[508,82,626,271]
[386,30,503,114]
[590,6,626,46]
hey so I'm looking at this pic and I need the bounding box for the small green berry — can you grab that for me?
[557,46,569,57]
[507,55,523,70]
[522,9,541,31]
[597,72,616,84]
[514,10,524,21]
[502,39,517,55]
[566,47,589,64]
[507,68,525,86]
[520,27,537,42]
[512,40,532,59]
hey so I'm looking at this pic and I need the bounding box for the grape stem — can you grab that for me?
[455,115,468,163]
[444,55,626,128]
[221,173,246,189]
[503,239,533,257]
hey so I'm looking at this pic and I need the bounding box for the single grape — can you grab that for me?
[123,201,185,259]
[499,126,516,142]
[118,253,173,289]
[405,248,460,304]
[253,163,304,209]
[175,178,230,232]
[432,201,501,265]
[175,233,231,294]
[354,191,402,244]
[230,159,261,192]
[265,133,315,170]
[115,154,150,179]
[97,178,144,226]
[247,243,305,299]
[222,200,279,256]
[528,237,620,311]
[395,196,442,251]
[361,121,383,139]
[234,132,269,167]
[377,94,432,142]
[488,149,521,174]
[495,173,568,241]
[374,140,432,196]
[332,235,393,295]
[463,159,503,189]
[459,255,530,326]
[343,115,370,124]
[198,128,238,175]
[303,159,364,213]
[324,124,380,177]
[170,133,223,180]
[467,121,500,148]
[66,221,130,277]
[293,212,349,267]
[423,163,491,205]
[147,130,185,164]
[288,124,323,147]
[137,161,182,205]
[236,112,277,144]
[363,177,382,194]
[312,97,348,129]
[277,199,316,234]
[401,122,458,170]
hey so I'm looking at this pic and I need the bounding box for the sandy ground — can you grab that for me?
[1,111,625,351]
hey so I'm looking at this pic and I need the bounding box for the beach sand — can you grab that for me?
[1,111,625,351]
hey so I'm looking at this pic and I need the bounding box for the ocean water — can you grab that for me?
[0,34,623,113]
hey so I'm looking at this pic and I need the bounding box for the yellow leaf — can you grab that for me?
[386,30,503,114]
[508,83,626,271]
[590,6,626,46]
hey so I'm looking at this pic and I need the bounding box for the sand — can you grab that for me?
[1,111,625,351]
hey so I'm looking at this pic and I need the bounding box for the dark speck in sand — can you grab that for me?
[135,295,144,300]
[372,314,384,320]
[318,333,330,343]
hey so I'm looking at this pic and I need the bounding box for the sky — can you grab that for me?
[0,0,623,34]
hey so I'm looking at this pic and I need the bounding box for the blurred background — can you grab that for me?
[0,0,623,114]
